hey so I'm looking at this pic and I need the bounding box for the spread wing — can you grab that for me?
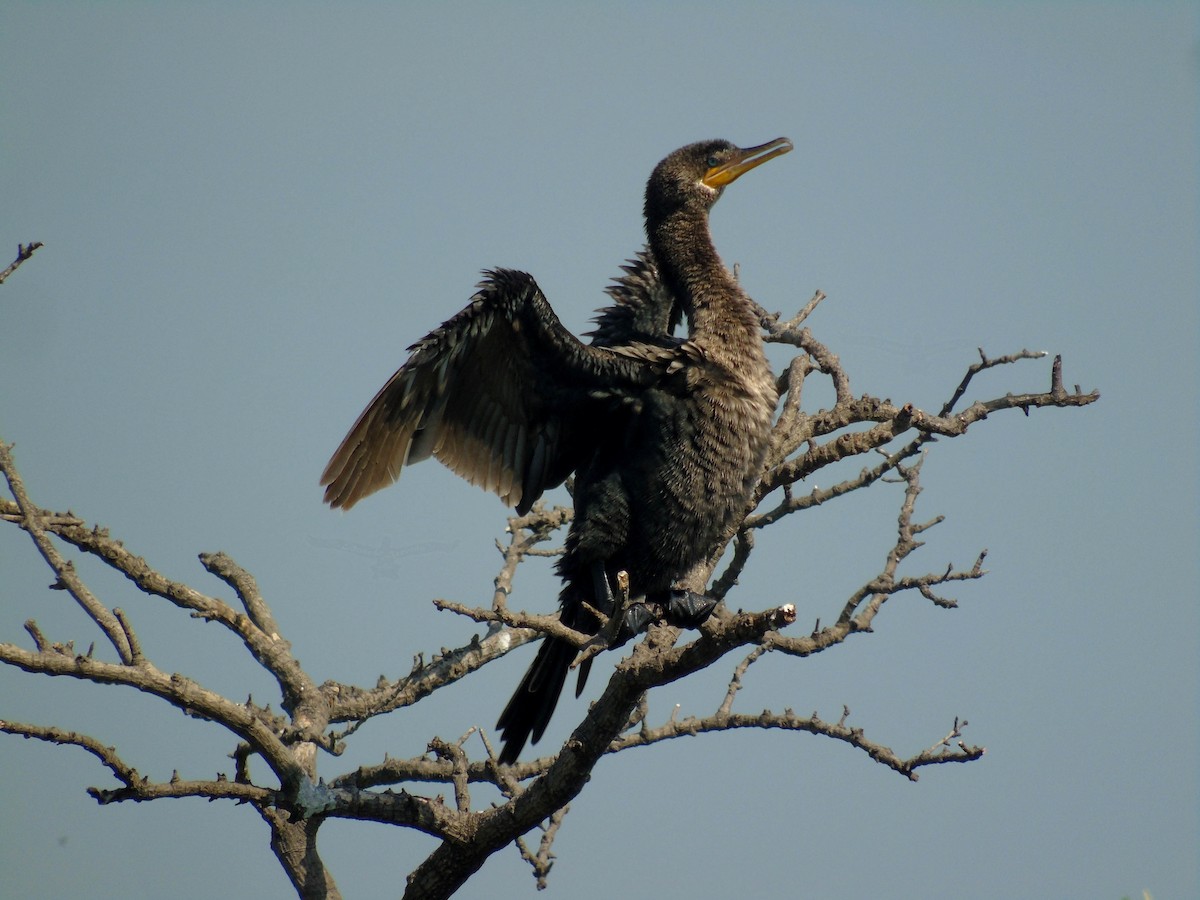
[587,247,683,348]
[321,268,658,513]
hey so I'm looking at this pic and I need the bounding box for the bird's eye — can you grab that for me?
[706,155,721,168]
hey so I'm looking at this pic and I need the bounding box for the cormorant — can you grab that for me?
[321,138,792,763]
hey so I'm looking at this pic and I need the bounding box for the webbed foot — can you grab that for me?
[620,602,659,636]
[615,590,718,637]
[664,589,718,627]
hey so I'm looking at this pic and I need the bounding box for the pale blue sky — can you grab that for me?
[1,3,1196,898]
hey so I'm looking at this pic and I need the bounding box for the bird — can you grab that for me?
[321,138,792,763]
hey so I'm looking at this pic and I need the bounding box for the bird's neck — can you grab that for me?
[647,207,761,342]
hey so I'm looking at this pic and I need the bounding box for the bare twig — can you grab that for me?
[939,347,1046,415]
[0,242,43,285]
[0,443,134,663]
[0,640,306,786]
[718,646,767,716]
[324,627,536,737]
[201,551,282,638]
[0,488,318,723]
[428,736,472,812]
[608,705,983,782]
[0,278,1094,899]
[750,346,1098,530]
[513,803,568,890]
[0,719,274,805]
[433,598,589,646]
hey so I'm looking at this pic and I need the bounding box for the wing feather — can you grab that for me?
[321,269,656,511]
[588,247,683,348]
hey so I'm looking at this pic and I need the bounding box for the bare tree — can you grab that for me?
[0,244,1098,899]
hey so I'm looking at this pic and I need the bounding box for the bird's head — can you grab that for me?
[644,137,793,221]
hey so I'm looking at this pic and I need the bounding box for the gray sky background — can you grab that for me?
[2,4,1196,899]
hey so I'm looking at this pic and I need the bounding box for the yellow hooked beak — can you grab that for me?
[702,137,793,189]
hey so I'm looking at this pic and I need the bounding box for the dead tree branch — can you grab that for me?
[1,265,1098,898]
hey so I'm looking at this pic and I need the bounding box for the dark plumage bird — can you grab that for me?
[321,138,791,763]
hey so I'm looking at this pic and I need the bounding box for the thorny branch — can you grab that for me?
[1,268,1098,898]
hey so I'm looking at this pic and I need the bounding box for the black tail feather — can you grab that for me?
[496,635,576,764]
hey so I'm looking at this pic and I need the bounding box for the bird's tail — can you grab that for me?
[496,634,577,764]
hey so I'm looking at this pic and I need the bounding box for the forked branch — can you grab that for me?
[0,275,1097,899]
